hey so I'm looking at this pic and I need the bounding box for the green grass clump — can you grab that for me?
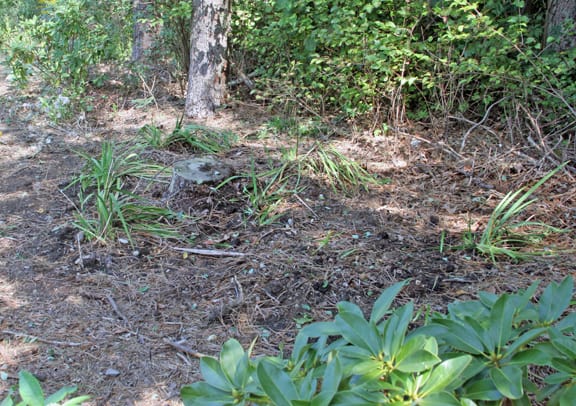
[139,118,238,154]
[67,141,180,245]
[460,162,569,262]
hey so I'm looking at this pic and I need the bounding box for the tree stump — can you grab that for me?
[167,156,233,196]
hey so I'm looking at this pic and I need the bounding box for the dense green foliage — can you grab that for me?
[182,277,576,405]
[1,0,574,130]
[232,0,575,128]
[0,0,131,115]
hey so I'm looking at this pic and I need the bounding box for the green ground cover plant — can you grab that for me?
[181,277,576,405]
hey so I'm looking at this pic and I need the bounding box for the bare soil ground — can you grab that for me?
[1,66,575,405]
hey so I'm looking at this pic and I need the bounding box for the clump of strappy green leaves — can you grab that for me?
[1,370,90,406]
[217,142,385,226]
[67,140,180,245]
[461,162,569,262]
[182,276,576,405]
[138,118,237,154]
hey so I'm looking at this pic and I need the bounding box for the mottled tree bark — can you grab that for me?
[545,0,576,50]
[131,0,154,63]
[185,0,230,119]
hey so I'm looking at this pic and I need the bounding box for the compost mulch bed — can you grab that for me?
[1,72,575,405]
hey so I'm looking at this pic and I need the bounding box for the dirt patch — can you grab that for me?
[1,66,575,405]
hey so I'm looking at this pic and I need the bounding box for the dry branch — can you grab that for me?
[172,247,247,257]
[1,329,89,347]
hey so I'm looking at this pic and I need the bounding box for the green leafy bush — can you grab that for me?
[1,0,131,114]
[181,277,575,405]
[232,0,575,132]
[1,370,90,406]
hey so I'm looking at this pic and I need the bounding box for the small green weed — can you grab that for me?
[1,370,90,406]
[459,162,568,262]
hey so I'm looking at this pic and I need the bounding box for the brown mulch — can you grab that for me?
[1,68,575,405]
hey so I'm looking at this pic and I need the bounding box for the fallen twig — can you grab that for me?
[1,329,88,347]
[163,338,209,359]
[106,295,130,325]
[172,247,247,257]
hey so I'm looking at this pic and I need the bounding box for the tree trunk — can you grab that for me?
[545,0,576,50]
[131,0,154,63]
[185,0,230,119]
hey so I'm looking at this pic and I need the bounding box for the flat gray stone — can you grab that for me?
[168,156,233,195]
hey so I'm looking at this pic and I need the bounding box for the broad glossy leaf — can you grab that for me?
[396,349,440,373]
[395,335,432,362]
[61,395,93,405]
[508,348,551,366]
[490,365,523,399]
[332,389,387,405]
[181,382,236,406]
[454,355,487,384]
[504,327,547,356]
[338,345,373,360]
[463,378,502,401]
[336,301,365,318]
[551,358,576,374]
[257,360,299,406]
[550,336,576,359]
[18,371,44,406]
[200,357,232,391]
[292,331,313,361]
[296,371,318,399]
[544,371,572,385]
[382,303,414,356]
[418,391,461,406]
[420,355,471,395]
[369,280,409,324]
[335,312,380,354]
[539,276,573,323]
[556,384,576,406]
[556,311,576,333]
[347,358,383,377]
[317,357,342,401]
[509,394,531,406]
[311,392,333,406]
[44,385,79,404]
[300,321,340,338]
[487,294,514,350]
[233,352,254,389]
[449,299,489,321]
[430,319,485,354]
[219,339,246,385]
